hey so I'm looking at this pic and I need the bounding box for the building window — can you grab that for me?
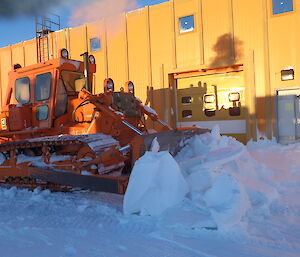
[229,107,241,116]
[36,72,51,101]
[15,77,30,104]
[182,110,192,118]
[181,96,192,104]
[90,38,101,52]
[204,109,215,117]
[272,0,294,15]
[281,69,294,80]
[179,15,195,33]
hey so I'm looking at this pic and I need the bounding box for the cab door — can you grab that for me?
[32,72,53,128]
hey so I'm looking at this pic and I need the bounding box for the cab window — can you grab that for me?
[15,77,30,104]
[61,71,85,92]
[36,72,51,101]
[54,79,68,117]
[36,105,49,120]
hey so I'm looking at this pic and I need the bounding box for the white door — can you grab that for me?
[277,94,297,144]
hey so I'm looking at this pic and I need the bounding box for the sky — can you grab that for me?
[0,0,168,48]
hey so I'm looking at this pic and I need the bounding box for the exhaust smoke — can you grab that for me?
[0,0,83,17]
[69,0,138,27]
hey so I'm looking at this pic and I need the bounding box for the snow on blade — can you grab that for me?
[141,104,158,116]
[150,137,160,153]
[123,151,189,216]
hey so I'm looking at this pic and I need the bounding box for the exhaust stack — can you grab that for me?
[80,52,92,93]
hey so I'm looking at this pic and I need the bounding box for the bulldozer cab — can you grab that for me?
[2,49,96,132]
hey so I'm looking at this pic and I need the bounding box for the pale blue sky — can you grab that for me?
[0,0,168,48]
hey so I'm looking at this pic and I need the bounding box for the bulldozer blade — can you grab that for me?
[131,128,210,162]
[26,166,129,194]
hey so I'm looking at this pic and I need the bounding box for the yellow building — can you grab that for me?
[0,0,299,144]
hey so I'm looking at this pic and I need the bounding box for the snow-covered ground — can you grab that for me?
[1,129,300,257]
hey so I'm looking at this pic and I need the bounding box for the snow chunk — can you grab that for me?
[203,173,250,230]
[3,187,17,198]
[123,151,189,216]
[150,137,160,153]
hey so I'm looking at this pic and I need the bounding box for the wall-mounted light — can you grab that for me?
[203,94,216,103]
[281,68,294,81]
[228,92,240,102]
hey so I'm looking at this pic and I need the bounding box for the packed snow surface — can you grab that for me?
[1,128,300,256]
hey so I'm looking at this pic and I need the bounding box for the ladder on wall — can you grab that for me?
[35,14,60,63]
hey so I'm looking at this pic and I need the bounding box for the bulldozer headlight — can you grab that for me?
[104,78,114,92]
[125,81,134,94]
[88,55,95,64]
[61,48,69,58]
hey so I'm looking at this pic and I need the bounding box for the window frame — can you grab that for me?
[35,72,52,101]
[89,37,101,52]
[15,76,31,104]
[178,14,196,34]
[271,0,295,16]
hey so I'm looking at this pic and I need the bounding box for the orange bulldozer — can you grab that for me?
[0,49,208,194]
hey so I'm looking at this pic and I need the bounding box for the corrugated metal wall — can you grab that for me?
[0,0,299,139]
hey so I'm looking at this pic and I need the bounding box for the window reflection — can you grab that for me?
[15,77,30,104]
[272,0,293,15]
[36,73,51,101]
[90,38,101,52]
[179,15,195,33]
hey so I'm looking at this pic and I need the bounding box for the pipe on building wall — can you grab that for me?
[262,0,272,139]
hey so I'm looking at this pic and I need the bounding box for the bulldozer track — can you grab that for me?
[0,134,128,193]
[0,133,119,155]
[0,181,74,192]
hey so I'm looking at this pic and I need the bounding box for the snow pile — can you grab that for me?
[1,137,300,257]
[123,151,188,216]
[124,126,280,231]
